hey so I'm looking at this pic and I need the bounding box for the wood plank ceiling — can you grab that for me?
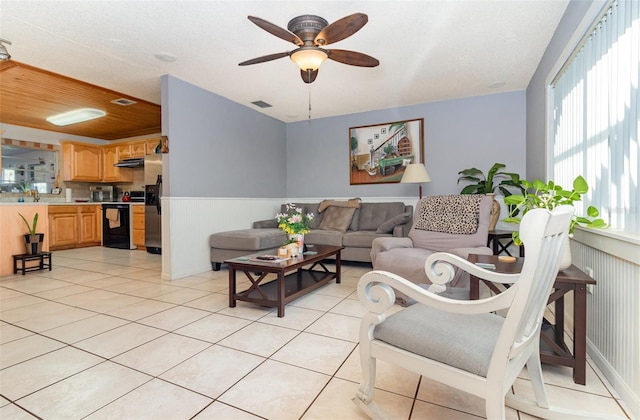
[0,61,161,140]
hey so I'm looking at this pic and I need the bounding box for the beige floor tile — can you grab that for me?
[218,322,299,357]
[416,376,487,417]
[519,360,611,397]
[328,297,369,317]
[0,403,37,419]
[15,306,95,332]
[154,287,212,304]
[85,377,212,419]
[125,283,185,298]
[304,312,361,342]
[411,399,486,419]
[194,401,262,419]
[182,292,229,312]
[40,314,130,343]
[32,284,94,299]
[74,323,166,358]
[513,378,629,418]
[289,292,344,311]
[16,361,151,419]
[303,377,414,420]
[217,303,274,320]
[0,346,104,400]
[0,323,33,344]
[0,288,26,300]
[271,332,356,375]
[259,305,324,330]
[174,313,252,343]
[0,300,70,323]
[188,278,230,292]
[219,359,330,420]
[104,299,176,321]
[160,345,265,398]
[102,279,157,294]
[0,277,71,294]
[0,294,46,311]
[56,289,144,312]
[116,269,162,280]
[80,276,131,289]
[112,333,211,376]
[49,270,112,283]
[336,347,421,398]
[137,305,210,331]
[0,334,66,369]
[313,282,357,298]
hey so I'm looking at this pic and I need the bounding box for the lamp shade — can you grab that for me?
[400,164,431,184]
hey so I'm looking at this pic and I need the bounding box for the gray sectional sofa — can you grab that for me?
[209,201,413,270]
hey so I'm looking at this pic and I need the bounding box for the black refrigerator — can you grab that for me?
[144,154,162,254]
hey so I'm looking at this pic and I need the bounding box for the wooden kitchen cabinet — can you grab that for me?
[132,204,145,250]
[49,205,101,250]
[102,144,133,183]
[116,143,132,159]
[145,138,161,155]
[61,141,102,182]
[130,141,147,158]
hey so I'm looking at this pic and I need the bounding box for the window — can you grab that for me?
[551,0,639,234]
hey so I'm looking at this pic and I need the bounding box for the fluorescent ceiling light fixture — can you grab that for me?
[46,108,106,126]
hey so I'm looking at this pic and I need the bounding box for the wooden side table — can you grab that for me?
[468,254,596,385]
[13,252,52,275]
[487,229,524,257]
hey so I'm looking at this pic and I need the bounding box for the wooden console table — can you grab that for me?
[468,254,596,385]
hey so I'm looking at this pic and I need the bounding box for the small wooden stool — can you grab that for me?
[12,252,52,275]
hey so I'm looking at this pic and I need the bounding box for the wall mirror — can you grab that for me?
[1,140,59,194]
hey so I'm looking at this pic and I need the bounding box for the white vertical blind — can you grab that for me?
[552,0,640,233]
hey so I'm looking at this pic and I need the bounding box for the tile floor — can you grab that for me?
[0,247,631,419]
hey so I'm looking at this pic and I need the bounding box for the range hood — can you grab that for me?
[114,158,144,168]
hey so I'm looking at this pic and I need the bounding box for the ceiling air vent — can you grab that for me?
[251,100,272,109]
[111,98,137,106]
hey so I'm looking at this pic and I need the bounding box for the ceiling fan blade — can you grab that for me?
[300,69,318,84]
[314,13,368,46]
[239,51,290,66]
[327,49,379,67]
[247,16,303,46]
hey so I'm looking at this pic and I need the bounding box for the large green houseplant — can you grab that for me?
[503,175,607,245]
[457,163,525,230]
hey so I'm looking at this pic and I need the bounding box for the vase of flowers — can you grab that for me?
[276,204,314,257]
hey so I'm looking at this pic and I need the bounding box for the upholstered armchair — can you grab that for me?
[370,194,494,304]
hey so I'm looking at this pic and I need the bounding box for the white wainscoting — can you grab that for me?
[571,234,640,419]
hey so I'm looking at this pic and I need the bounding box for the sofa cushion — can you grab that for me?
[305,229,344,247]
[376,212,412,234]
[210,229,286,251]
[414,194,483,234]
[318,206,356,231]
[318,198,361,212]
[356,202,406,231]
[342,231,391,248]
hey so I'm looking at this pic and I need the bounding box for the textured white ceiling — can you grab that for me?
[0,0,569,123]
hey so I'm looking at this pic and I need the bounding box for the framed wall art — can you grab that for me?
[349,118,424,185]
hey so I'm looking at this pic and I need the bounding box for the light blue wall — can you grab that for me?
[162,75,287,198]
[286,91,526,198]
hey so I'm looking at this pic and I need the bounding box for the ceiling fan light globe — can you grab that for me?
[290,48,328,71]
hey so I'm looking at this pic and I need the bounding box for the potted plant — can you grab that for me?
[503,175,607,269]
[19,212,44,255]
[457,163,525,230]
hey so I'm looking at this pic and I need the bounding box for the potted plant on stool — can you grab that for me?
[19,212,44,255]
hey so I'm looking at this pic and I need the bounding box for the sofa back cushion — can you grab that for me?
[408,195,492,251]
[317,206,357,232]
[353,202,407,231]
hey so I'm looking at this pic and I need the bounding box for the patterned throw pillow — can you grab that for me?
[414,195,483,234]
[317,206,357,232]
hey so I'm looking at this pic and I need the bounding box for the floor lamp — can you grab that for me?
[400,163,431,199]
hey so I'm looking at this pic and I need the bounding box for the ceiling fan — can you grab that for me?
[239,13,379,83]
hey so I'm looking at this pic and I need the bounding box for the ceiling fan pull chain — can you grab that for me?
[308,77,312,121]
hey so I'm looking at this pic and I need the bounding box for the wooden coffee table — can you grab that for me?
[226,245,342,317]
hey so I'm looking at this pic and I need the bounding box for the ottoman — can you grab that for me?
[209,228,287,270]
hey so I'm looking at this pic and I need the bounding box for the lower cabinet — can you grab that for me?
[49,205,101,250]
[132,204,145,250]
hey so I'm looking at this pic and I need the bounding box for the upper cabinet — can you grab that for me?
[102,144,133,182]
[61,141,102,182]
